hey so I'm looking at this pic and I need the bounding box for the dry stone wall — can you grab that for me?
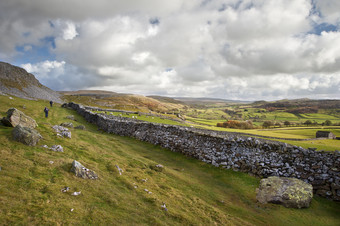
[64,102,340,201]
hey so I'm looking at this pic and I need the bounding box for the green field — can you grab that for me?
[187,124,340,151]
[94,111,186,126]
[1,95,340,225]
[181,105,340,151]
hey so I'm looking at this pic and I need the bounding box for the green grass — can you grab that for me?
[185,116,223,126]
[0,94,340,225]
[184,108,229,120]
[94,111,187,126]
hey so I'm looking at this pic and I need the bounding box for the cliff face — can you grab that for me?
[0,62,62,103]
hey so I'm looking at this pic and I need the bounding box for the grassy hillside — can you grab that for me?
[0,94,339,225]
[61,92,187,113]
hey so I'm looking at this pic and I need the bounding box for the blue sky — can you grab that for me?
[0,0,340,100]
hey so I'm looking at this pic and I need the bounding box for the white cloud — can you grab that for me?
[52,20,78,40]
[1,0,340,100]
[22,60,65,78]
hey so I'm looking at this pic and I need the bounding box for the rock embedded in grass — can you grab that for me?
[12,125,42,146]
[75,125,86,130]
[150,164,164,172]
[50,145,63,152]
[66,115,76,121]
[256,176,313,208]
[2,108,38,129]
[60,122,73,128]
[70,160,98,179]
[52,125,71,138]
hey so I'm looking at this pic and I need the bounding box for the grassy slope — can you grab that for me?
[63,94,186,113]
[94,111,187,127]
[0,95,339,225]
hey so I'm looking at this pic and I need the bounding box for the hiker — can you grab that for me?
[44,107,49,118]
[50,100,53,107]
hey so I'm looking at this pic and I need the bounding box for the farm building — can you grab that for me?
[316,131,336,139]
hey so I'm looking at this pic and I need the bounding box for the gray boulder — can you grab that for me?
[256,176,313,208]
[12,125,42,146]
[60,122,73,128]
[75,125,86,130]
[52,125,71,138]
[70,160,98,179]
[2,108,38,129]
[50,145,64,152]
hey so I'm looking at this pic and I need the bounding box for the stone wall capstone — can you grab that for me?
[64,102,340,201]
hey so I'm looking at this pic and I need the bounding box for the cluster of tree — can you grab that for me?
[216,120,254,129]
[263,120,337,128]
[304,120,335,126]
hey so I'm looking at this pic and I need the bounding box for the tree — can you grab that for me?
[324,120,332,126]
[262,121,273,128]
[304,120,312,126]
[284,121,290,126]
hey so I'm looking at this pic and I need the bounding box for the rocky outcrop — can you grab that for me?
[70,160,98,179]
[256,176,313,208]
[0,61,62,103]
[50,145,64,152]
[52,125,71,138]
[64,102,340,202]
[1,108,38,129]
[12,125,42,146]
[60,122,73,128]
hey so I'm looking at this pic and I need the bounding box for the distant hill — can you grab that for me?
[0,62,62,103]
[61,91,187,113]
[59,90,122,97]
[254,98,340,110]
[147,95,185,105]
[173,97,252,106]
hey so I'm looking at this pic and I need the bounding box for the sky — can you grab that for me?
[0,0,340,101]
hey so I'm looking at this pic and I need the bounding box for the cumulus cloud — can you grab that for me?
[21,60,103,91]
[1,0,340,100]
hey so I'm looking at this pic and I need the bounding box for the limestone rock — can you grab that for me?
[75,125,86,130]
[2,108,38,128]
[50,145,63,152]
[52,125,71,138]
[256,176,313,208]
[12,125,42,146]
[60,122,73,128]
[70,160,98,179]
[151,164,164,172]
[66,115,76,121]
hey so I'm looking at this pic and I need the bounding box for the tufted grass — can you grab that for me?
[0,94,339,225]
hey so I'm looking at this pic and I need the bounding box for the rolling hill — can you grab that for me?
[0,62,62,103]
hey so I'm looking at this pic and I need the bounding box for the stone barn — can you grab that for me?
[316,131,336,139]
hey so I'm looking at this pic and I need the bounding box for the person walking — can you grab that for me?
[44,107,49,118]
[50,100,53,107]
